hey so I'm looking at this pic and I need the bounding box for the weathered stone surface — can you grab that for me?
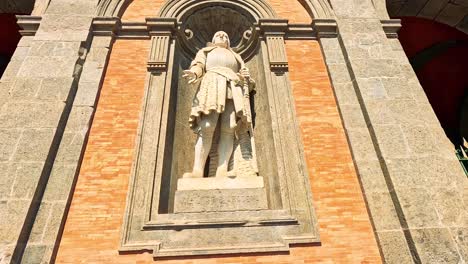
[177,177,265,191]
[65,106,93,131]
[73,81,100,106]
[451,228,468,262]
[54,132,86,163]
[45,0,96,16]
[373,125,410,159]
[37,77,74,102]
[42,164,76,201]
[329,0,376,19]
[322,7,467,262]
[9,47,30,62]
[174,188,268,213]
[380,77,412,100]
[0,129,22,161]
[400,124,436,155]
[331,82,359,106]
[13,129,54,162]
[377,230,414,264]
[0,102,64,128]
[42,202,66,243]
[398,188,442,228]
[28,202,52,243]
[28,41,56,57]
[35,15,93,41]
[0,200,30,242]
[366,192,401,231]
[412,228,461,263]
[430,188,466,227]
[21,244,46,264]
[354,160,388,192]
[1,60,23,81]
[18,56,77,78]
[9,78,42,99]
[358,78,387,100]
[11,163,44,199]
[0,163,13,199]
[345,128,379,162]
[327,64,351,84]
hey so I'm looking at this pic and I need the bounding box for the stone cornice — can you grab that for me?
[381,19,401,39]
[146,17,178,36]
[90,17,339,41]
[92,17,121,36]
[312,19,338,38]
[16,15,42,36]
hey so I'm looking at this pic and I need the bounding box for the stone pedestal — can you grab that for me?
[174,177,268,213]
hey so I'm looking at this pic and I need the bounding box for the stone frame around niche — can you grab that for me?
[119,0,325,258]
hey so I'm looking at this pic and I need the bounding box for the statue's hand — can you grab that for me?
[239,68,250,79]
[183,70,198,84]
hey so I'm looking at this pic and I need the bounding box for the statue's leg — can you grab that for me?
[188,112,219,178]
[216,100,236,177]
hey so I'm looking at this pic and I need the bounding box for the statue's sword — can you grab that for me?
[242,77,259,174]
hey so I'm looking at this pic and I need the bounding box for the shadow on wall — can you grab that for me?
[396,17,468,146]
[0,14,22,77]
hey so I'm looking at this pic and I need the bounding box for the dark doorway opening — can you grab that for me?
[0,14,23,78]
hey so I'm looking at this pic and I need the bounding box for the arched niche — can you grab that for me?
[96,0,334,19]
[120,0,320,258]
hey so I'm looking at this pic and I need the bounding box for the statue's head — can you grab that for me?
[212,31,230,48]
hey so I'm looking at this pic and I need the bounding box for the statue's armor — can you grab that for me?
[206,47,239,72]
[189,46,244,132]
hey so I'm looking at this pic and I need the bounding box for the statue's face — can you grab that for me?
[212,31,230,48]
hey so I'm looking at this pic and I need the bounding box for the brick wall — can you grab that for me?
[54,0,381,263]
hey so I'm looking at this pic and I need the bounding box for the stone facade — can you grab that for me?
[0,0,466,263]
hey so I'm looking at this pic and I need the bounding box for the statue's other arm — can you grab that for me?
[189,49,208,79]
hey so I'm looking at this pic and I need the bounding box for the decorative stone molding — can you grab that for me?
[145,18,177,72]
[16,15,42,36]
[259,19,289,72]
[96,0,334,19]
[381,19,402,39]
[312,18,338,38]
[147,36,171,72]
[92,17,121,36]
[287,24,316,40]
[158,0,278,20]
[146,17,178,36]
[119,0,320,258]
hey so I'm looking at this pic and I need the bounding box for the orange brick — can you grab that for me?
[55,1,381,263]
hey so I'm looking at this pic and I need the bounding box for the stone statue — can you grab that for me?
[182,31,257,178]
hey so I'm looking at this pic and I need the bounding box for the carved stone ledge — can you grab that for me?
[258,18,288,35]
[146,17,178,36]
[381,19,401,39]
[92,17,121,36]
[120,22,149,39]
[286,24,316,40]
[312,18,337,38]
[16,15,42,36]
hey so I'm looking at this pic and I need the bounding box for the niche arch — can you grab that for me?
[96,0,334,19]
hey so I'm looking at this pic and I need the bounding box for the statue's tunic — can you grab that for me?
[188,46,250,132]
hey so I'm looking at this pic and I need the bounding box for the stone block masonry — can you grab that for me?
[0,0,111,263]
[322,0,468,262]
